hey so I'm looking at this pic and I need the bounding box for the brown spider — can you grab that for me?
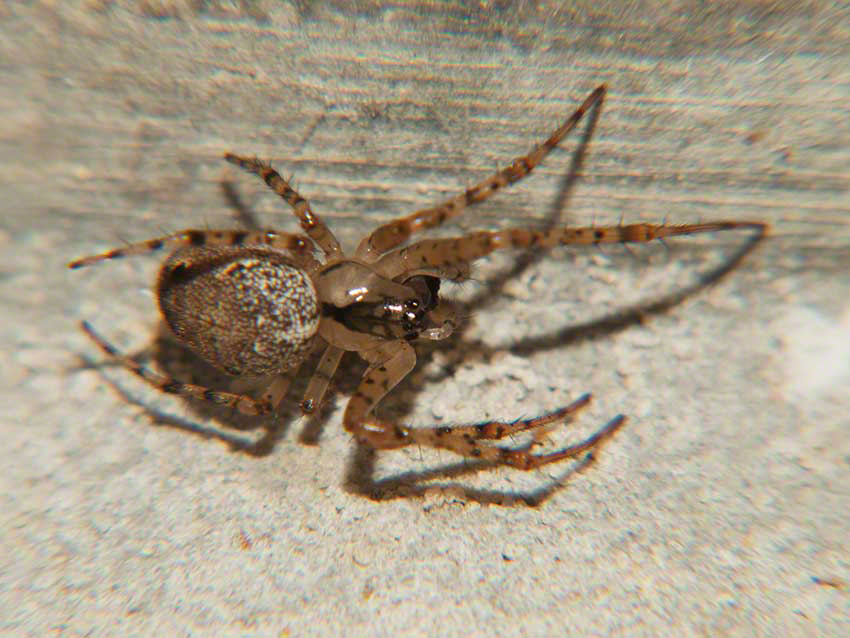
[69,85,766,470]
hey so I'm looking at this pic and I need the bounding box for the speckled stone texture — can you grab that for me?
[2,2,848,637]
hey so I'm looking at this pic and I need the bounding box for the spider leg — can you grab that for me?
[376,220,768,279]
[355,85,607,260]
[300,345,345,414]
[68,229,321,271]
[343,341,625,469]
[261,372,298,410]
[81,321,275,416]
[225,153,343,258]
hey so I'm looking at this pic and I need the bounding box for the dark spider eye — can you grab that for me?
[403,275,440,312]
[404,298,419,310]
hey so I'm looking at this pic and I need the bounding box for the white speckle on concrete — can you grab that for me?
[774,305,850,405]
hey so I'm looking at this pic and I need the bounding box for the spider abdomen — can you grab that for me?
[157,246,319,377]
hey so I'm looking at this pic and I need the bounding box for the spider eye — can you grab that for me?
[402,275,441,312]
[404,299,419,310]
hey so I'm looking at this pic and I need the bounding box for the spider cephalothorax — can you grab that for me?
[70,85,765,470]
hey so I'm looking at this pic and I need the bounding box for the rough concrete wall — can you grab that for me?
[2,2,848,636]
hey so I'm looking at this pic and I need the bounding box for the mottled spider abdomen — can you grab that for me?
[157,246,320,377]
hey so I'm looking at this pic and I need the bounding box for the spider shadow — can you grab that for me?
[342,93,767,506]
[74,318,368,456]
[76,354,278,456]
[343,90,620,505]
[425,223,767,375]
[74,183,314,457]
[80,117,612,503]
[76,99,766,507]
[461,77,606,318]
[345,434,610,506]
[75,178,368,459]
[74,323,301,457]
[345,225,765,505]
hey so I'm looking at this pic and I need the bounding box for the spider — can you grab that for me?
[69,85,766,471]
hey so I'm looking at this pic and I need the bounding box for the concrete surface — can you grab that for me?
[1,2,848,636]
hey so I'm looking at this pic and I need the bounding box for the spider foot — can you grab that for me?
[348,393,626,470]
[497,413,626,470]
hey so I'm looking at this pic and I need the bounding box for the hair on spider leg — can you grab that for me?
[620,240,642,261]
